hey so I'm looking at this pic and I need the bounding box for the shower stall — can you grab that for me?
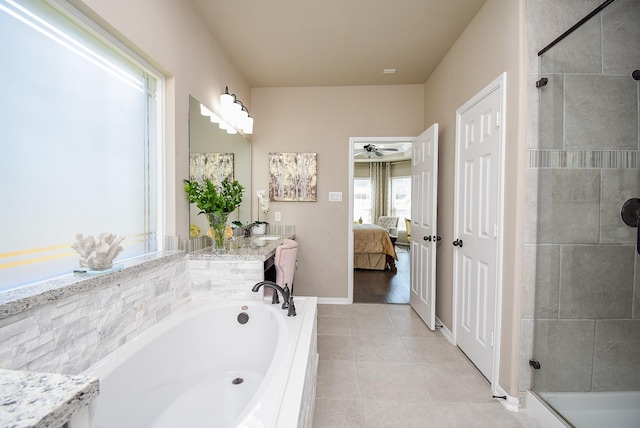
[530,0,640,426]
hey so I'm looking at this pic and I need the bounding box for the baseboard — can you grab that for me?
[317,297,351,305]
[435,316,454,344]
[493,384,520,412]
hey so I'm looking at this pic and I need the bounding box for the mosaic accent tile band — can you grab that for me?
[527,150,638,169]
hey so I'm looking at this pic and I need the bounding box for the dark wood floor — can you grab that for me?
[354,246,410,304]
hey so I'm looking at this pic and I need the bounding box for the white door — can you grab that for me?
[410,124,439,330]
[453,75,504,381]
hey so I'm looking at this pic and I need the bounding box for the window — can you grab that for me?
[353,178,372,224]
[391,177,411,231]
[0,0,162,291]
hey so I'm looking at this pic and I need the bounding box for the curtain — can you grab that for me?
[370,162,391,222]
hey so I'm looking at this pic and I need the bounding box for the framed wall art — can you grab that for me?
[189,152,234,185]
[268,152,317,202]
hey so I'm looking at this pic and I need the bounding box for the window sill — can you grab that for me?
[0,251,184,321]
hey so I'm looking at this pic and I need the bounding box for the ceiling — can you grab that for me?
[190,0,488,88]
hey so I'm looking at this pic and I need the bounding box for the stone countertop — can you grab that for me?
[0,251,185,321]
[188,234,295,262]
[0,369,99,428]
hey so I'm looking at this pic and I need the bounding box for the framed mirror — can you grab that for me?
[188,95,252,237]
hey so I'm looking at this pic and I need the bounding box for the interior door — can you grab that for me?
[410,124,438,330]
[453,76,504,381]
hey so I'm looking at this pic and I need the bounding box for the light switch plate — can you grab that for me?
[274,211,281,222]
[329,192,342,202]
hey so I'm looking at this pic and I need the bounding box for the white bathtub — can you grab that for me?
[69,297,318,428]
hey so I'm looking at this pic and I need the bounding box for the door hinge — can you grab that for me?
[490,332,495,347]
[493,223,498,238]
[495,111,501,127]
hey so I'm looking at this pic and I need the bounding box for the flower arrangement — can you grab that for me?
[184,177,245,216]
[255,189,269,224]
[184,177,245,249]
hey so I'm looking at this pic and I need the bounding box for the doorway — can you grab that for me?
[348,137,414,304]
[453,73,506,385]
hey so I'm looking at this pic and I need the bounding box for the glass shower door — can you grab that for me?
[531,0,640,426]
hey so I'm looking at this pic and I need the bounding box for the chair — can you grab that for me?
[376,216,399,232]
[405,218,411,246]
[275,239,298,294]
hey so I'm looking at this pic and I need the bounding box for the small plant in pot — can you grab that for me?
[184,177,245,250]
[251,190,269,235]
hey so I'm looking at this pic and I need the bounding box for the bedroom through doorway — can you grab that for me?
[349,137,413,304]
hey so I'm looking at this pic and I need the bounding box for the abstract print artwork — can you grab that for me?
[268,152,317,202]
[189,153,234,185]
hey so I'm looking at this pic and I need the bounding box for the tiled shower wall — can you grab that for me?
[523,0,640,393]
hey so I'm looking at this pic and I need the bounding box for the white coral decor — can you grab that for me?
[71,233,125,270]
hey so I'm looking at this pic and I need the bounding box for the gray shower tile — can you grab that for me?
[534,245,561,319]
[592,320,640,391]
[527,74,539,149]
[527,0,602,73]
[635,254,640,319]
[600,169,640,244]
[533,319,595,392]
[522,245,537,319]
[602,0,640,75]
[524,170,539,244]
[564,75,638,150]
[538,74,564,150]
[540,17,602,74]
[536,169,600,244]
[559,245,634,319]
[520,318,535,391]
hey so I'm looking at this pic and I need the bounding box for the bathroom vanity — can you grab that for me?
[188,232,295,300]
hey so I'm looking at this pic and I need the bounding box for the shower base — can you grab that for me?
[533,391,640,428]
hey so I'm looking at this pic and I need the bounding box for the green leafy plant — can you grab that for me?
[184,178,245,215]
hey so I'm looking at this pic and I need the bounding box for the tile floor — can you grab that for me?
[312,303,541,427]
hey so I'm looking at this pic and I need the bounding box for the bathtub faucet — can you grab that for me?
[251,281,290,310]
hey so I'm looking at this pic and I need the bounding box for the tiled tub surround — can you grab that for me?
[189,233,295,300]
[0,251,189,426]
[524,0,640,397]
[68,297,318,428]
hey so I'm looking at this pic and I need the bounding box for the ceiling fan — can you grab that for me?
[354,144,399,158]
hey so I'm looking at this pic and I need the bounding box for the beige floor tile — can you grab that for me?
[318,315,351,336]
[313,304,541,428]
[436,402,530,427]
[350,316,397,336]
[356,360,434,402]
[349,304,390,318]
[313,399,364,428]
[401,335,466,363]
[318,303,350,318]
[361,400,442,428]
[318,334,355,360]
[317,359,361,399]
[353,335,410,362]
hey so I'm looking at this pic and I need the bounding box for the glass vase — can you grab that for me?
[205,211,230,251]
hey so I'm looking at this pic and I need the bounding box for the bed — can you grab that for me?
[353,223,398,273]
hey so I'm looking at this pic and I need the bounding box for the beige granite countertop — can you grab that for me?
[188,233,295,262]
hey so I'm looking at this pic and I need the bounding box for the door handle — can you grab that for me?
[424,236,432,241]
[453,239,463,247]
[424,236,441,242]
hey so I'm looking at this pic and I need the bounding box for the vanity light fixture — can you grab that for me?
[199,103,237,134]
[220,86,254,134]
